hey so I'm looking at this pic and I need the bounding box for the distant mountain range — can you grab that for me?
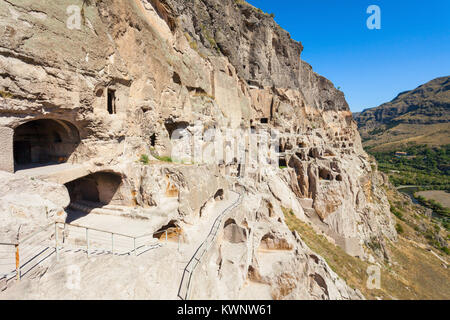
[354,76,450,151]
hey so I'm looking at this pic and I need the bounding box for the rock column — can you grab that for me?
[0,127,14,173]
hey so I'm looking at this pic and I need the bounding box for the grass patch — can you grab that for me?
[140,154,173,164]
[395,223,404,234]
[201,25,221,55]
[0,90,13,99]
[154,155,173,163]
[385,185,449,254]
[184,32,198,51]
[184,32,207,59]
[390,205,404,220]
[139,154,150,165]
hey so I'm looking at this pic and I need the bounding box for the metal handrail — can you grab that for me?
[59,222,176,258]
[2,161,247,292]
[62,222,139,240]
[0,222,55,247]
[0,243,17,281]
[178,191,243,300]
[0,222,56,281]
[0,219,174,284]
[178,160,246,300]
[61,222,175,244]
[20,223,55,243]
[62,222,174,240]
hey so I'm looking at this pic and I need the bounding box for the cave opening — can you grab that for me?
[107,88,116,114]
[319,168,333,181]
[223,218,247,243]
[65,172,122,206]
[150,133,157,147]
[214,189,224,201]
[164,121,189,139]
[152,220,181,241]
[64,171,123,223]
[13,119,80,171]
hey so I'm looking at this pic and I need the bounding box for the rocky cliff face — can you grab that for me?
[158,0,397,254]
[0,0,396,299]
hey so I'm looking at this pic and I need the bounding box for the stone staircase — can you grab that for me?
[68,201,134,218]
[68,199,179,220]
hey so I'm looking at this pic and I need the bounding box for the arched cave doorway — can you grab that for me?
[65,172,123,223]
[65,172,123,206]
[13,119,80,171]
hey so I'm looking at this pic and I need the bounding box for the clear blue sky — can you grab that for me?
[247,0,450,112]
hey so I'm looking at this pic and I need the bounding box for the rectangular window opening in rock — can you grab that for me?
[107,89,116,114]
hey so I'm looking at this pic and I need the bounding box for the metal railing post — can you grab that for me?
[15,244,20,281]
[62,223,66,246]
[177,190,243,300]
[111,233,114,255]
[86,228,90,258]
[165,230,168,242]
[55,223,59,262]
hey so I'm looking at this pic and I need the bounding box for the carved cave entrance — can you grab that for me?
[13,119,80,171]
[65,172,123,206]
[65,172,123,223]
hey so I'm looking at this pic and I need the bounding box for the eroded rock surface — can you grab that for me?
[0,0,396,299]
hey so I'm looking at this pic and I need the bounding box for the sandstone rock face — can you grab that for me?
[0,171,69,242]
[157,0,397,255]
[189,183,364,300]
[0,0,396,299]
